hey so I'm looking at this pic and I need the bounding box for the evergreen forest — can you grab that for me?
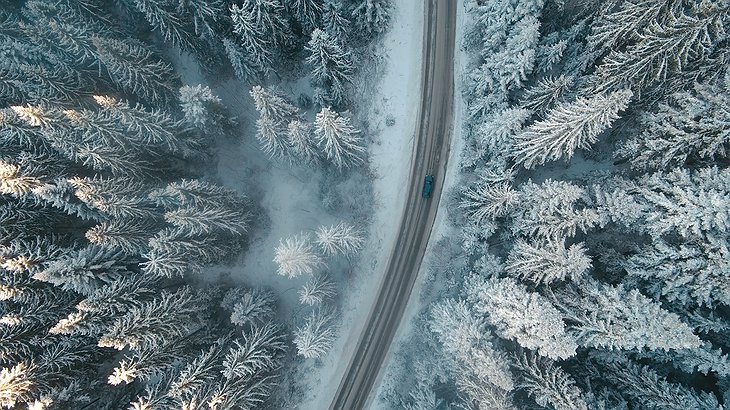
[0,0,389,408]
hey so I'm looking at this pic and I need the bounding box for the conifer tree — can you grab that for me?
[273,234,323,278]
[468,276,578,360]
[513,89,633,168]
[92,37,178,104]
[306,28,354,105]
[322,0,351,40]
[294,308,337,358]
[505,239,591,285]
[315,222,364,256]
[512,351,588,410]
[314,107,365,169]
[299,273,336,305]
[554,281,700,351]
[351,0,391,36]
[124,0,198,51]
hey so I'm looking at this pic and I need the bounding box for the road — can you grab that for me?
[329,0,456,408]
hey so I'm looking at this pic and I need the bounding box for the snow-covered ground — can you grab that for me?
[371,0,468,407]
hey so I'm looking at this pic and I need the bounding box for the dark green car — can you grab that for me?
[422,175,434,198]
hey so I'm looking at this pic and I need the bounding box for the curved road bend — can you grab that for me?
[330,0,456,408]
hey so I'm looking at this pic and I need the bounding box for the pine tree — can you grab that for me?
[315,222,364,256]
[33,246,131,296]
[293,307,337,358]
[286,0,324,30]
[467,276,578,360]
[273,234,323,278]
[178,84,222,128]
[98,287,210,351]
[624,239,729,308]
[505,239,591,285]
[429,298,514,392]
[92,37,178,104]
[593,353,722,409]
[85,219,152,255]
[460,181,520,223]
[287,120,319,163]
[512,179,601,240]
[125,0,198,51]
[519,75,574,116]
[512,351,588,410]
[228,289,275,327]
[513,89,633,168]
[0,362,34,409]
[164,204,250,236]
[322,0,350,40]
[148,179,245,210]
[314,107,365,169]
[351,0,391,36]
[229,0,291,78]
[305,29,354,105]
[250,86,300,159]
[616,78,730,170]
[222,37,261,82]
[590,4,729,94]
[298,273,336,305]
[553,281,700,351]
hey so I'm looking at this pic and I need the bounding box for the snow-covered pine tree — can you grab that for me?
[553,281,700,351]
[306,28,354,105]
[299,273,336,305]
[33,245,131,295]
[315,221,364,256]
[250,86,301,159]
[314,107,365,169]
[97,286,210,351]
[519,75,574,116]
[285,0,324,31]
[179,84,222,128]
[148,179,245,211]
[512,179,602,240]
[467,276,578,360]
[513,89,633,168]
[287,120,320,163]
[293,307,337,358]
[616,78,730,170]
[92,37,178,105]
[229,0,291,79]
[222,37,261,82]
[123,0,198,51]
[351,0,391,36]
[512,351,588,410]
[322,0,351,40]
[459,181,520,223]
[429,298,515,392]
[85,219,153,254]
[164,204,250,236]
[228,288,276,327]
[592,353,722,409]
[505,239,591,285]
[590,3,729,94]
[273,234,323,278]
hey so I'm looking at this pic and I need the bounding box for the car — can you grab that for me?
[422,175,434,198]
